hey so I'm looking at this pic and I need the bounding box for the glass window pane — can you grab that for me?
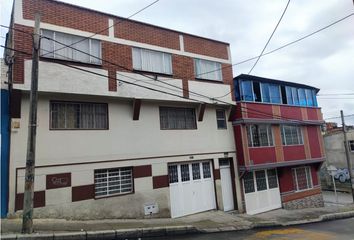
[216,109,227,129]
[195,59,222,81]
[267,169,278,188]
[202,162,211,178]
[286,86,293,105]
[40,30,54,58]
[168,165,178,183]
[241,81,254,101]
[293,88,298,104]
[253,82,262,102]
[312,90,318,107]
[180,164,190,182]
[244,172,255,193]
[305,89,314,106]
[269,84,281,104]
[72,36,90,62]
[192,163,201,180]
[90,39,101,64]
[261,83,270,103]
[298,88,307,106]
[255,170,267,191]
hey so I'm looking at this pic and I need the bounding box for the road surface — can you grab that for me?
[144,217,354,240]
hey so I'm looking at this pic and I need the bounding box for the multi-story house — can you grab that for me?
[233,74,325,214]
[2,0,243,219]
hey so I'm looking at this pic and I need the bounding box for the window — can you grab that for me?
[241,80,254,101]
[253,82,262,102]
[237,80,318,107]
[180,164,190,182]
[194,59,222,81]
[50,102,108,129]
[192,163,201,180]
[94,167,133,197]
[41,29,101,64]
[202,162,211,178]
[255,170,267,191]
[244,169,279,194]
[247,124,273,147]
[281,125,303,145]
[168,165,178,183]
[261,83,271,103]
[216,109,227,129]
[298,88,307,106]
[267,169,278,189]
[132,48,172,74]
[349,140,354,152]
[243,172,255,193]
[292,166,313,191]
[159,107,197,130]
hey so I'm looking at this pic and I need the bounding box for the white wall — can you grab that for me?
[14,60,233,105]
[10,93,235,167]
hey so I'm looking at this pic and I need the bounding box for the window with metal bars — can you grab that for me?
[50,101,108,129]
[94,167,133,197]
[292,166,313,191]
[246,124,273,147]
[281,125,303,145]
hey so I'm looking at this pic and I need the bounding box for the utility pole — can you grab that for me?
[22,13,40,234]
[341,110,354,202]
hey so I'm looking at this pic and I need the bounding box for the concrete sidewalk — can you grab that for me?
[1,203,354,239]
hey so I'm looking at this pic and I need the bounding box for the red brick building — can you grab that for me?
[233,74,325,214]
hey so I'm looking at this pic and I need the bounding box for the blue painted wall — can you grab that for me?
[1,88,10,218]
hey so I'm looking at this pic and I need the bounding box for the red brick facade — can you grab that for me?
[12,0,233,98]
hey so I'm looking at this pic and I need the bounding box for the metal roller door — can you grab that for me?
[168,161,216,218]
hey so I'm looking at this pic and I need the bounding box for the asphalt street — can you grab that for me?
[144,217,354,240]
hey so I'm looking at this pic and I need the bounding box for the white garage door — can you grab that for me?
[169,161,216,218]
[243,169,281,215]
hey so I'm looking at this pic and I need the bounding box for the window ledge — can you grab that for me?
[132,69,174,78]
[94,191,134,200]
[194,78,224,84]
[40,56,102,67]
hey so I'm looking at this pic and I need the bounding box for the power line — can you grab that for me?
[41,0,160,58]
[318,93,354,96]
[248,0,290,74]
[324,114,354,120]
[3,44,331,126]
[2,12,353,100]
[2,24,234,105]
[214,12,354,99]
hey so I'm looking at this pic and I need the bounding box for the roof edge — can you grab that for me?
[234,74,320,93]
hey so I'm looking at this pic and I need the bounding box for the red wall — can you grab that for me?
[307,108,319,121]
[249,147,276,165]
[280,106,302,120]
[234,126,245,166]
[278,167,294,193]
[307,126,322,159]
[283,145,306,161]
[245,103,273,119]
[311,165,319,186]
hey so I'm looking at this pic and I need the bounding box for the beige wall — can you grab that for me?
[8,93,236,216]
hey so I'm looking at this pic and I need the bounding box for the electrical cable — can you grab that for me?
[248,0,290,74]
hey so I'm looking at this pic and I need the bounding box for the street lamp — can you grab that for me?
[327,165,338,203]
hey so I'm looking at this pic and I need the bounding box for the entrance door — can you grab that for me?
[243,168,281,215]
[219,159,234,211]
[169,161,216,218]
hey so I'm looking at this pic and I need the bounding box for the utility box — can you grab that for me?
[144,203,159,215]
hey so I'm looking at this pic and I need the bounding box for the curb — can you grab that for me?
[2,211,354,239]
[1,225,198,240]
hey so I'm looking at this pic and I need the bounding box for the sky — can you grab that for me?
[1,0,354,125]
